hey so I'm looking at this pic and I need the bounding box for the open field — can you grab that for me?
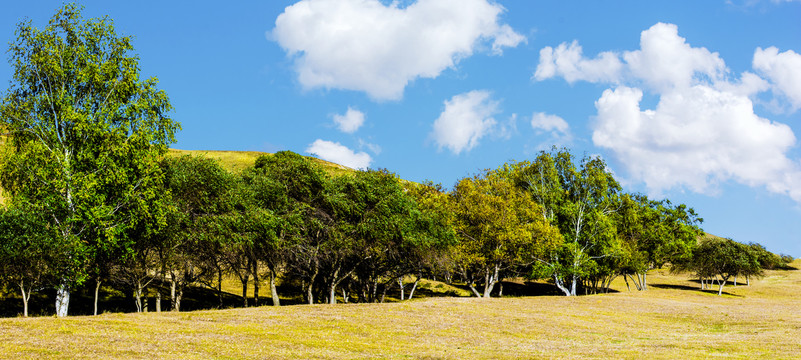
[1,263,799,359]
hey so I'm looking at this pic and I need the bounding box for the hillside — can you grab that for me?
[0,262,799,359]
[168,148,355,175]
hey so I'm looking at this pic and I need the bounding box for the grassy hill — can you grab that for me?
[168,148,355,176]
[0,262,799,359]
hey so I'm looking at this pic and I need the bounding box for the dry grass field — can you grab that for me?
[1,262,799,359]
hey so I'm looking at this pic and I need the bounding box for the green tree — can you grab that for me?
[159,155,232,311]
[676,238,761,296]
[0,206,54,317]
[513,149,621,296]
[452,168,562,298]
[615,194,702,291]
[0,4,179,316]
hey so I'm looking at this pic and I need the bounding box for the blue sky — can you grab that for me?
[2,1,800,256]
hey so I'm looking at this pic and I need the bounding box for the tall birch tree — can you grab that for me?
[0,4,179,316]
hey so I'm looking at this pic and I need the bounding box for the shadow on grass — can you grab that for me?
[650,283,743,297]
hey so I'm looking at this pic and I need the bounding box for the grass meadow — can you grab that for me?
[1,262,799,359]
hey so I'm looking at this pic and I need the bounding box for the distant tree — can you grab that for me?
[677,238,761,296]
[0,4,179,316]
[452,168,562,298]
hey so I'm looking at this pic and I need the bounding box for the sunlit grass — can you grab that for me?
[1,261,799,359]
[168,148,355,176]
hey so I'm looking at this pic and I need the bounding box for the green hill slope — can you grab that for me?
[168,148,355,175]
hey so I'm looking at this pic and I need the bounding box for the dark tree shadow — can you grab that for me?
[650,283,743,297]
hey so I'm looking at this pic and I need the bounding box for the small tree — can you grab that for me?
[0,206,54,317]
[680,238,761,296]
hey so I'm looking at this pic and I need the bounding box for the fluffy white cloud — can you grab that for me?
[431,90,498,154]
[305,139,372,169]
[537,22,801,202]
[753,47,801,111]
[333,107,365,133]
[534,40,623,84]
[593,86,801,201]
[622,23,726,92]
[272,0,524,101]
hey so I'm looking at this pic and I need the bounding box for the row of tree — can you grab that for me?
[0,4,792,318]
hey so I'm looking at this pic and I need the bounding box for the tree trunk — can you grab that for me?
[468,282,482,298]
[134,287,143,313]
[380,284,388,303]
[269,269,280,307]
[55,282,70,317]
[570,274,578,296]
[482,268,494,298]
[398,278,405,301]
[217,268,223,308]
[734,275,738,286]
[19,281,30,318]
[94,279,102,316]
[156,290,162,313]
[554,274,571,296]
[175,286,183,311]
[717,276,728,296]
[252,260,260,307]
[328,267,340,305]
[241,277,249,307]
[407,276,420,300]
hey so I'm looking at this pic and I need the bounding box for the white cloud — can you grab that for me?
[536,22,801,202]
[431,90,499,154]
[333,107,365,133]
[534,40,623,84]
[593,86,801,201]
[305,139,372,169]
[272,0,524,101]
[622,23,726,92]
[530,112,572,146]
[531,112,569,133]
[753,47,801,111]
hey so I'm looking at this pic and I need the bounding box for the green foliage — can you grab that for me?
[677,237,762,295]
[0,3,179,315]
[511,148,621,295]
[452,167,562,297]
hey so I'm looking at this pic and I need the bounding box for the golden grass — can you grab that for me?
[2,262,800,359]
[168,148,355,176]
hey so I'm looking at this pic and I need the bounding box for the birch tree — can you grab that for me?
[0,4,179,316]
[514,149,621,296]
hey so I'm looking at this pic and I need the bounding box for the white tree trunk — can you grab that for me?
[269,270,281,307]
[55,282,70,317]
[407,276,420,300]
[554,274,572,296]
[19,281,31,318]
[398,278,405,301]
